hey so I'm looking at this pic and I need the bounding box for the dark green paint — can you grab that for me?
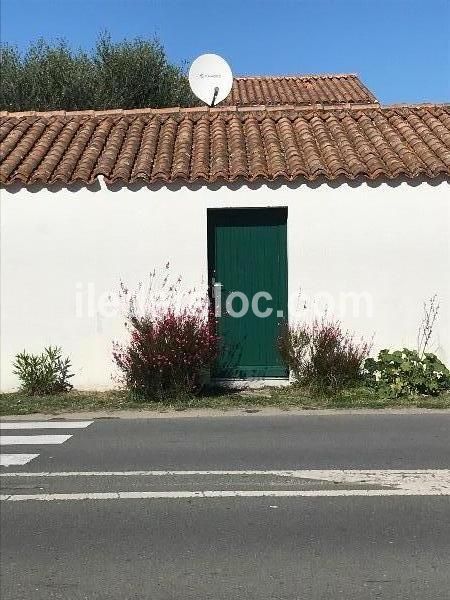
[208,208,288,378]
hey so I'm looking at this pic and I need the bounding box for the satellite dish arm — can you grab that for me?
[211,86,219,107]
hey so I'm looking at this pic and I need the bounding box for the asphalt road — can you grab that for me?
[1,413,450,599]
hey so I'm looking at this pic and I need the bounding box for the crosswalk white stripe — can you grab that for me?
[0,454,39,467]
[0,421,92,430]
[0,434,72,446]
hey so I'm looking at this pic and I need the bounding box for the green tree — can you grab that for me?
[0,34,198,111]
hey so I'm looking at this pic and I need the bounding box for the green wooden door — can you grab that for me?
[208,208,288,378]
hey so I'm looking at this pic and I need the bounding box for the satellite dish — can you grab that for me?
[189,54,233,107]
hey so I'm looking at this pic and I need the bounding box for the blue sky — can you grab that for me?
[1,0,449,104]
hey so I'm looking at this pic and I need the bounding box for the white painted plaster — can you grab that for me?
[1,179,449,390]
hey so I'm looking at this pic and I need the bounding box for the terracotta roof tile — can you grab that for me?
[1,104,450,187]
[131,118,161,182]
[224,74,378,106]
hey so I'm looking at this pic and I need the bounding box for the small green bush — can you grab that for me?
[365,349,450,398]
[13,346,74,395]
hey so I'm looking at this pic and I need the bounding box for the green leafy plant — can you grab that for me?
[278,318,371,393]
[13,346,74,396]
[364,349,450,398]
[365,294,450,398]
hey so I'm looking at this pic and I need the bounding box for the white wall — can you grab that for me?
[1,178,449,390]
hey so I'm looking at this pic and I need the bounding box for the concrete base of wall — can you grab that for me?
[211,378,290,389]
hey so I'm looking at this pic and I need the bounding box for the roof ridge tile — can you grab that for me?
[234,73,359,80]
[6,102,449,121]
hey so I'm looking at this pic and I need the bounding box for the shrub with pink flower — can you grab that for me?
[277,317,371,392]
[113,268,220,399]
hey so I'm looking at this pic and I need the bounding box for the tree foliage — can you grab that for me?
[0,34,198,111]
